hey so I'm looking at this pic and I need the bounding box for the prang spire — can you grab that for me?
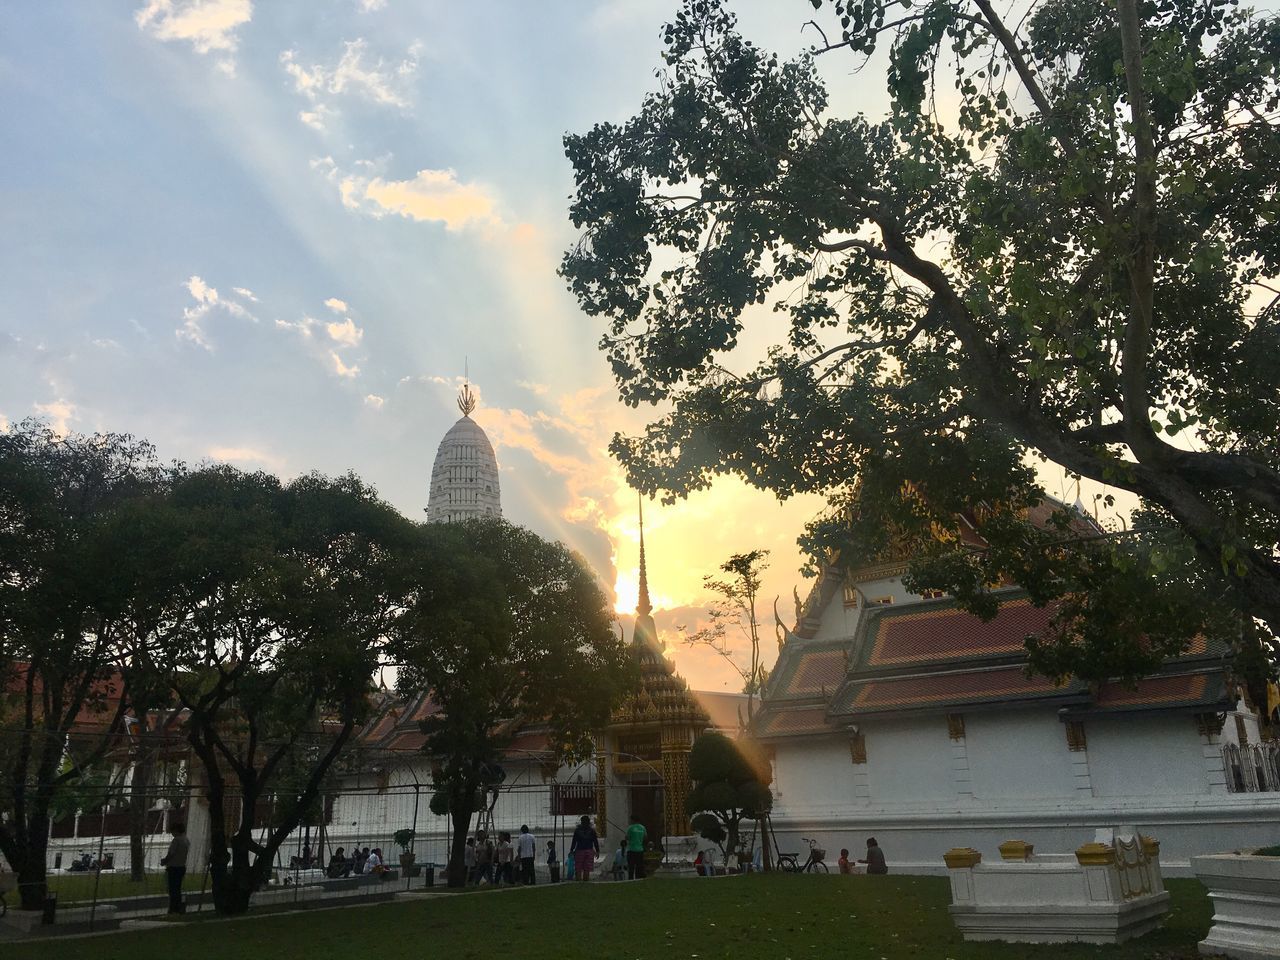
[637,492,652,619]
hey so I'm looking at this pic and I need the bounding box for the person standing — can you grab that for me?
[859,837,888,875]
[160,821,190,914]
[625,813,647,880]
[568,814,599,882]
[516,824,537,885]
[496,832,515,886]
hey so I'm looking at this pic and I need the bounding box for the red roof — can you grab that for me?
[864,597,1053,668]
[834,665,1081,716]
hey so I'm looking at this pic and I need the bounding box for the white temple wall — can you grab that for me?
[863,716,956,804]
[1085,715,1210,797]
[965,710,1078,800]
[772,738,855,819]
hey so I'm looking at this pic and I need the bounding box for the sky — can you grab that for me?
[5,1,1264,693]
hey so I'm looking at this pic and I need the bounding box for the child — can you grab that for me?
[612,839,627,880]
[838,848,853,874]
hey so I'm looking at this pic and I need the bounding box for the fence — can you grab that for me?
[1223,741,1280,793]
[3,759,662,930]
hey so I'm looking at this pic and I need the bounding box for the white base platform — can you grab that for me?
[951,893,1170,943]
[1193,854,1280,960]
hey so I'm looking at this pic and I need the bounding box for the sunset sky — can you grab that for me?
[2,1,1229,692]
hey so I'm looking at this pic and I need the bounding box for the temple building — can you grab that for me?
[753,499,1280,874]
[426,383,502,523]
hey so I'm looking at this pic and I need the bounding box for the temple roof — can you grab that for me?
[755,589,1233,737]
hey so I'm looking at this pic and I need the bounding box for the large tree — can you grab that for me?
[391,519,632,888]
[0,421,163,908]
[685,731,772,867]
[150,466,408,914]
[562,0,1280,684]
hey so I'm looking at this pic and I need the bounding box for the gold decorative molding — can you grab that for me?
[1075,842,1116,866]
[947,713,966,740]
[943,847,982,869]
[998,840,1034,861]
[1140,835,1160,857]
[849,732,867,765]
[1065,720,1087,752]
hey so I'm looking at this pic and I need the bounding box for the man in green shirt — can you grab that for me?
[625,814,648,879]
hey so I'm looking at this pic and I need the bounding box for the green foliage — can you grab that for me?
[0,419,165,907]
[393,828,416,851]
[391,518,634,885]
[683,550,770,722]
[686,732,773,854]
[562,0,1280,684]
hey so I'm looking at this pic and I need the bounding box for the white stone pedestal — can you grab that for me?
[1193,854,1280,960]
[658,835,699,877]
[945,831,1169,944]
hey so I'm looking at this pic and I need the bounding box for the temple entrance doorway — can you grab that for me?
[629,777,664,845]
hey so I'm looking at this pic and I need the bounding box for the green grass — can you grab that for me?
[41,871,206,905]
[7,875,1213,960]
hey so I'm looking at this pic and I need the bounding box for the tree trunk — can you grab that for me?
[447,805,473,888]
[127,745,156,882]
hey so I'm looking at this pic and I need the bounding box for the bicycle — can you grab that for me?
[776,837,828,873]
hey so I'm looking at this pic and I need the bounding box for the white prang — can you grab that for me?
[426,412,501,524]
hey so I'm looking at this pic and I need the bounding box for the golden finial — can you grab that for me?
[457,357,477,416]
[457,383,477,417]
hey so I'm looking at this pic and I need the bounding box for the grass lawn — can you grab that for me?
[7,874,1213,960]
[44,871,206,904]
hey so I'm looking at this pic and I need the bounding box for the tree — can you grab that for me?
[391,518,632,888]
[0,421,163,909]
[562,0,1280,684]
[682,550,770,722]
[685,731,772,865]
[150,466,407,914]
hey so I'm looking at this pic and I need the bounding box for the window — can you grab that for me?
[919,589,946,600]
[842,582,859,607]
[867,595,895,606]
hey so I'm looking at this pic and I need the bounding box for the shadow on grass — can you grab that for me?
[5,874,1213,960]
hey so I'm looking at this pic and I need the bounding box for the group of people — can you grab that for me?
[461,814,649,886]
[837,838,888,875]
[464,824,541,886]
[325,845,388,879]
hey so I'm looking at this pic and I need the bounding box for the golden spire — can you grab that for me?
[637,492,652,619]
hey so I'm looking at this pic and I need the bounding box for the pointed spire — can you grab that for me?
[633,492,658,649]
[637,492,652,619]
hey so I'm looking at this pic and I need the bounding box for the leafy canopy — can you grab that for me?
[562,0,1280,682]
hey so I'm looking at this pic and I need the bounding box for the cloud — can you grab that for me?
[33,398,77,437]
[176,275,255,350]
[517,379,549,397]
[357,0,387,10]
[329,350,360,378]
[280,38,419,126]
[325,317,363,346]
[135,0,252,74]
[232,286,258,301]
[337,167,500,231]
[364,393,385,409]
[0,414,9,433]
[275,316,318,338]
[324,297,349,313]
[207,445,284,470]
[299,109,330,131]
